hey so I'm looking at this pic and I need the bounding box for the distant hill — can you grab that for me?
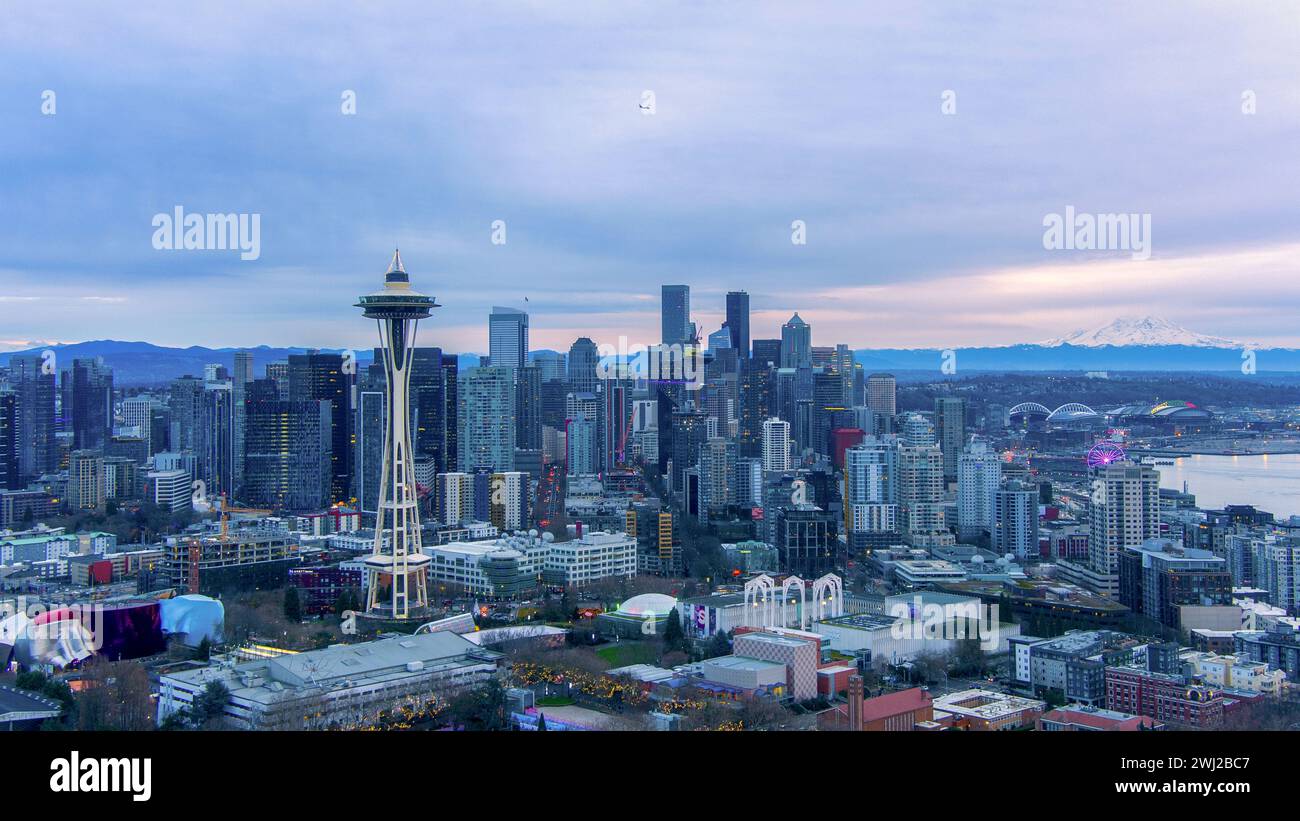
[3,320,1294,386]
[848,344,1295,372]
[0,341,484,385]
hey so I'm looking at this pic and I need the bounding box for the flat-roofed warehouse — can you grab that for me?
[158,631,501,730]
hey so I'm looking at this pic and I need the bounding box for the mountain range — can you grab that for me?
[0,317,1289,385]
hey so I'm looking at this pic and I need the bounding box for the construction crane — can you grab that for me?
[215,493,272,543]
[187,494,274,595]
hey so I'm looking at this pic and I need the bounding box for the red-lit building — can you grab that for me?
[830,428,866,469]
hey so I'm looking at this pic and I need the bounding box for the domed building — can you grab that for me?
[595,593,679,639]
[1111,400,1216,433]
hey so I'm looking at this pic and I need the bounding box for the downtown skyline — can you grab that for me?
[2,2,1299,354]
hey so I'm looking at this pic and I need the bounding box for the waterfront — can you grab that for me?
[1157,453,1300,519]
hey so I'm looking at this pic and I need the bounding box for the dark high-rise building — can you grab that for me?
[737,361,772,459]
[812,371,848,457]
[243,378,331,510]
[661,285,690,345]
[934,397,966,485]
[232,350,253,497]
[198,382,235,499]
[567,338,599,394]
[725,290,750,360]
[774,505,840,577]
[65,358,113,451]
[355,389,385,514]
[0,389,19,490]
[9,354,56,481]
[670,405,709,495]
[169,375,205,454]
[540,379,570,430]
[515,365,542,451]
[602,378,633,471]
[405,347,457,475]
[752,339,781,369]
[288,352,352,502]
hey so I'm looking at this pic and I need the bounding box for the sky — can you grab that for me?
[1,1,1298,355]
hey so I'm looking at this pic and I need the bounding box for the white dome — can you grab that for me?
[617,593,677,617]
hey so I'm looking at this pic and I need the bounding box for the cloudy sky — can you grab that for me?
[1,2,1298,355]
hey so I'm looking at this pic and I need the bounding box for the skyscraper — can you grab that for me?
[169,375,204,455]
[488,306,529,369]
[354,389,385,514]
[0,390,19,490]
[354,249,437,620]
[957,441,1001,540]
[198,380,235,499]
[458,366,516,473]
[752,339,781,368]
[866,373,897,418]
[992,481,1039,561]
[898,436,945,539]
[845,440,900,538]
[661,284,690,345]
[762,417,790,472]
[515,364,542,451]
[1089,462,1160,577]
[288,351,351,503]
[232,350,253,497]
[9,354,55,481]
[243,378,331,511]
[725,290,750,360]
[65,358,112,451]
[780,313,811,368]
[934,397,967,485]
[567,337,599,394]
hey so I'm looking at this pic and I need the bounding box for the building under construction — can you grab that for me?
[163,529,301,595]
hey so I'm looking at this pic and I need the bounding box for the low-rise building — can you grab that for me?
[157,631,501,730]
[1180,650,1287,695]
[1038,705,1162,731]
[1104,665,1225,729]
[932,688,1045,730]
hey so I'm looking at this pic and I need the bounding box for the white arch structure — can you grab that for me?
[782,576,807,630]
[743,572,844,630]
[1047,402,1098,421]
[1008,402,1050,417]
[744,574,777,629]
[811,573,845,622]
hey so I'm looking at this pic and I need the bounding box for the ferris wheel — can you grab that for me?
[1086,441,1127,468]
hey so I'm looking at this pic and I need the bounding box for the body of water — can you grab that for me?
[1156,453,1300,519]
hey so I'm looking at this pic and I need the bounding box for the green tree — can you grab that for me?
[191,681,232,728]
[195,637,212,661]
[703,630,731,660]
[283,586,303,622]
[661,611,685,653]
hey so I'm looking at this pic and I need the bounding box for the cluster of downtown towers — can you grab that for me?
[0,282,964,576]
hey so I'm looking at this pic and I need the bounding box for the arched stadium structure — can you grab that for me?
[1046,402,1100,422]
[1008,402,1050,421]
[1009,401,1100,425]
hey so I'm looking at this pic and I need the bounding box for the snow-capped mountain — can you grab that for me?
[1042,316,1248,349]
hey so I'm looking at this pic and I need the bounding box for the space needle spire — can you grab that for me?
[354,249,438,619]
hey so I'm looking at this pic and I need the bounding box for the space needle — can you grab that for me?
[355,250,436,620]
